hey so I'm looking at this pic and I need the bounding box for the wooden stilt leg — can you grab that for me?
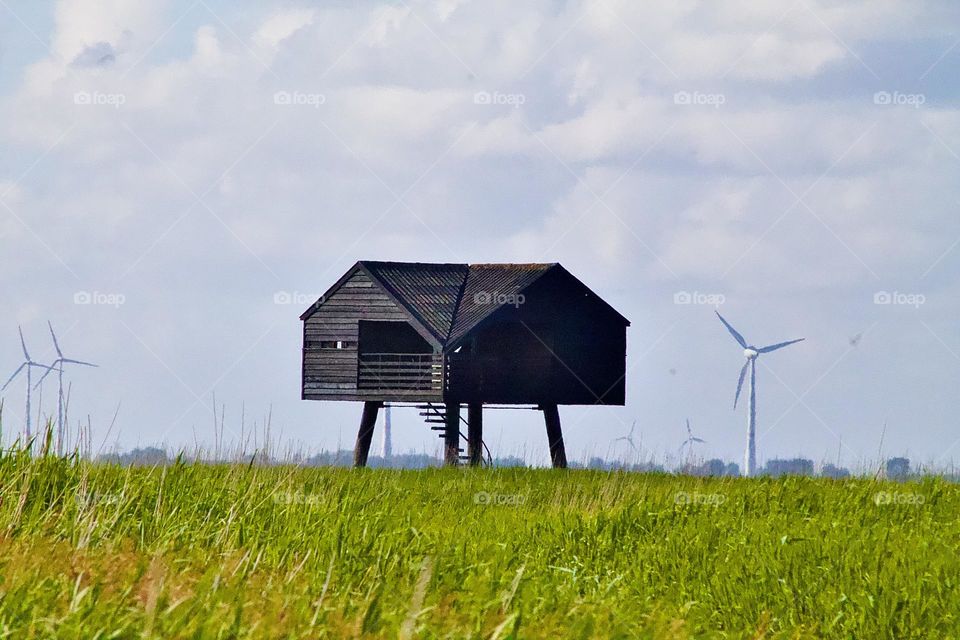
[467,403,483,467]
[542,404,568,469]
[354,401,381,468]
[444,401,460,466]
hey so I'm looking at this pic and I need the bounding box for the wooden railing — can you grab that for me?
[357,353,443,392]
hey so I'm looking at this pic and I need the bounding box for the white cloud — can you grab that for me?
[51,0,167,64]
[254,8,317,49]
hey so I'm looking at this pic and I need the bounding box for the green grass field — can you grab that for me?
[0,448,957,639]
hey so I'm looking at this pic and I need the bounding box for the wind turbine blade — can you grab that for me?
[691,437,706,443]
[1,363,26,391]
[758,338,805,353]
[47,321,63,358]
[33,363,58,388]
[686,419,692,438]
[61,358,98,368]
[715,311,747,348]
[18,326,29,360]
[734,360,749,409]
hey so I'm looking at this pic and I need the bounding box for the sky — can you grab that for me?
[0,0,958,469]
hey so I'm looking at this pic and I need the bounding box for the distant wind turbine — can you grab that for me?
[716,311,804,477]
[1,327,54,444]
[679,418,706,462]
[35,322,97,454]
[613,421,639,452]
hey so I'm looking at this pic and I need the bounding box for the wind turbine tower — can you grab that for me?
[1,327,53,444]
[36,322,97,454]
[716,311,804,477]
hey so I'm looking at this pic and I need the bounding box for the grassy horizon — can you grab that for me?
[0,446,956,638]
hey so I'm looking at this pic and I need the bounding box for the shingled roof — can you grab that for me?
[447,263,555,344]
[304,261,627,349]
[362,261,469,344]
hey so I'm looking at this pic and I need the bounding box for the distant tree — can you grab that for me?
[820,463,851,479]
[97,446,169,466]
[701,458,728,476]
[492,456,528,468]
[764,458,814,477]
[886,457,911,480]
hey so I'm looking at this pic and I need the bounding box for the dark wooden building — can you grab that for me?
[301,261,629,467]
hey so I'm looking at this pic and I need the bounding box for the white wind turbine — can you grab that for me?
[716,311,804,477]
[613,421,639,453]
[678,418,706,463]
[35,322,97,454]
[1,327,54,444]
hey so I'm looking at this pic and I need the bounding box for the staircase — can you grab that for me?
[417,403,470,463]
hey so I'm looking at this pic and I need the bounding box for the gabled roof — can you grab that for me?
[447,263,555,344]
[302,261,629,349]
[362,261,469,344]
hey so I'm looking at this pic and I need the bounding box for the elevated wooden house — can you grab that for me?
[301,261,629,468]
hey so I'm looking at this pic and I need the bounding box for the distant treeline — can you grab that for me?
[95,448,932,479]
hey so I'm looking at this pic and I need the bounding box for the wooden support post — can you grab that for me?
[444,401,461,466]
[467,403,483,467]
[541,404,568,469]
[353,401,381,468]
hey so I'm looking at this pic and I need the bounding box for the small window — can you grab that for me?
[319,340,355,350]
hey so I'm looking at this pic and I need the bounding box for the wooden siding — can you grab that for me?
[302,269,443,402]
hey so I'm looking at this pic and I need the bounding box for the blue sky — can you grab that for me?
[1,0,959,468]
